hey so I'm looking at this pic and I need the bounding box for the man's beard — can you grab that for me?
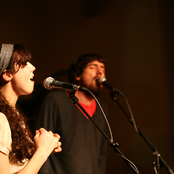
[79,77,103,96]
[87,85,102,96]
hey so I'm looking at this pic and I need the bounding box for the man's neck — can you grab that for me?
[75,90,95,105]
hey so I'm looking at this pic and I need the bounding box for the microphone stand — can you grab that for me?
[67,91,139,174]
[109,90,174,174]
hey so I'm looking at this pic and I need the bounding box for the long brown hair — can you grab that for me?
[0,44,35,164]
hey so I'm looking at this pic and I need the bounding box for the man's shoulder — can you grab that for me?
[41,90,75,111]
[42,90,69,103]
[46,90,67,98]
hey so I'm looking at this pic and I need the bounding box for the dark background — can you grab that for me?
[1,0,174,173]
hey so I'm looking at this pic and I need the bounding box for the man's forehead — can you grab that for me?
[87,60,105,67]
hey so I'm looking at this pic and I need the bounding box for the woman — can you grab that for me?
[0,44,62,174]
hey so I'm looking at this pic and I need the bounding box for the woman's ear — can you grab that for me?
[75,76,80,82]
[2,72,13,82]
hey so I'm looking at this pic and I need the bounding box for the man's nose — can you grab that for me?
[97,67,103,75]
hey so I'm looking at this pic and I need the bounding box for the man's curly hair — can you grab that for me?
[68,53,106,84]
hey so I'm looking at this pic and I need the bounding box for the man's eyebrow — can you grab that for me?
[100,65,105,68]
[88,63,105,68]
[88,63,97,66]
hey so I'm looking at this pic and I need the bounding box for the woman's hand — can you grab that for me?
[52,133,62,154]
[34,128,62,159]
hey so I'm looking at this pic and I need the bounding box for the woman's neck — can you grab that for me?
[0,83,18,107]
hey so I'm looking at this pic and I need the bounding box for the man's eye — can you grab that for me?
[89,66,96,69]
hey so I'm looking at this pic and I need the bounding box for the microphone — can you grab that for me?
[97,76,123,96]
[43,77,86,91]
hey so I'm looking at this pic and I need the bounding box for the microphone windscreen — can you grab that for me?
[43,77,54,90]
[97,76,106,85]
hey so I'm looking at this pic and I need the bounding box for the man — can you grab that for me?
[35,53,108,174]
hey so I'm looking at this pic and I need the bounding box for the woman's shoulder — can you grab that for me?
[0,112,8,122]
[0,112,11,132]
[0,112,12,155]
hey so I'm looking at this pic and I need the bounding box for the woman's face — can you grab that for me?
[11,62,36,97]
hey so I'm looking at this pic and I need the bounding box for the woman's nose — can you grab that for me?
[29,63,36,71]
[32,65,36,71]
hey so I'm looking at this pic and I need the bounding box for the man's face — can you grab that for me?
[76,60,106,95]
